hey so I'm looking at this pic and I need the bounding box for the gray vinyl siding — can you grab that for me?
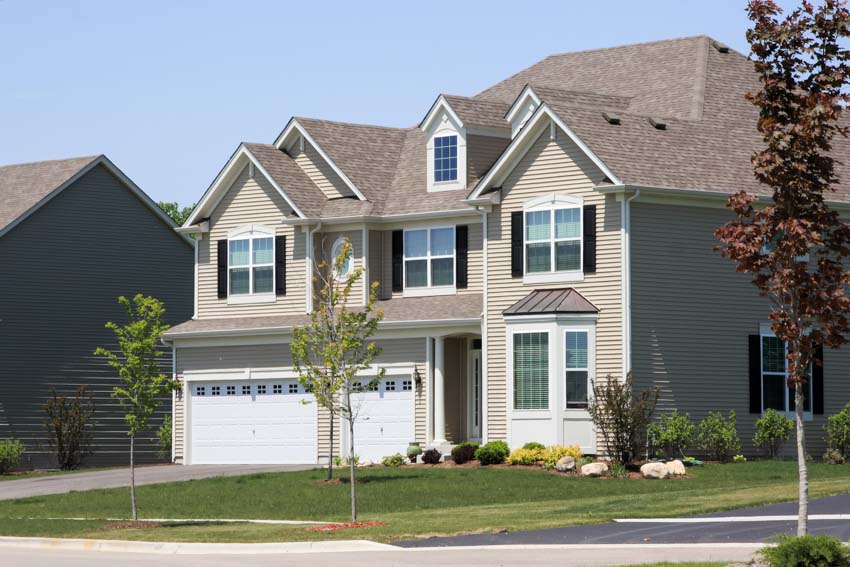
[0,164,193,468]
[630,201,850,456]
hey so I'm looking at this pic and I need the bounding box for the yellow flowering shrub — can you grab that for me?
[506,444,583,467]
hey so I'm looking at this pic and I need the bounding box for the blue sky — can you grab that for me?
[0,1,779,205]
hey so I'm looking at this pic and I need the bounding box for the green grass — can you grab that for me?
[0,461,846,543]
[620,564,727,567]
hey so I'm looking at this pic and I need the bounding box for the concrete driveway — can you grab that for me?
[0,464,314,501]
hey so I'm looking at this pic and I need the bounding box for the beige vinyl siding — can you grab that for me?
[314,230,364,305]
[468,134,510,182]
[173,338,426,462]
[173,390,184,462]
[197,165,307,318]
[630,201,850,456]
[485,126,623,442]
[290,138,353,199]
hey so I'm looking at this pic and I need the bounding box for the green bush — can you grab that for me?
[0,439,24,474]
[381,453,406,467]
[648,411,696,459]
[754,409,794,459]
[697,410,741,463]
[522,442,546,451]
[823,449,846,465]
[759,534,850,567]
[825,403,850,461]
[157,415,172,460]
[475,441,510,465]
[422,448,442,465]
[451,442,479,464]
[587,373,659,465]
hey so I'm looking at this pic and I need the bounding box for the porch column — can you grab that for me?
[433,336,447,445]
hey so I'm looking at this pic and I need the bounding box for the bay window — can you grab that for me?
[513,331,549,410]
[565,331,589,408]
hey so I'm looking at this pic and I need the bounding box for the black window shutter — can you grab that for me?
[583,204,597,274]
[813,343,825,415]
[391,230,403,292]
[511,211,523,277]
[275,235,286,296]
[748,334,762,413]
[217,239,228,299]
[456,225,468,289]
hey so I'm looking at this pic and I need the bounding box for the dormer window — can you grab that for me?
[434,135,458,182]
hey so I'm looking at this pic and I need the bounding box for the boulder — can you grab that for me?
[581,462,608,477]
[555,456,576,472]
[640,462,670,479]
[667,460,687,476]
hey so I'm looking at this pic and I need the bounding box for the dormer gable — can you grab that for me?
[505,85,542,138]
[419,95,468,193]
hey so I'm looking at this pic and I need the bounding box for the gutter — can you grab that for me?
[281,208,480,227]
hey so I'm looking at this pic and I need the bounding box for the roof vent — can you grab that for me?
[649,117,667,130]
[602,111,621,125]
[712,40,729,54]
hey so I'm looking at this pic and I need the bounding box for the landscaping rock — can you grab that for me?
[581,462,608,477]
[667,460,687,476]
[555,456,576,472]
[640,462,670,479]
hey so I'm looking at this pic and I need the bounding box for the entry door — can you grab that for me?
[469,350,482,440]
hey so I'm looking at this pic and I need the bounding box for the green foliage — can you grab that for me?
[422,448,442,465]
[43,386,94,470]
[157,415,172,460]
[475,441,510,465]
[522,442,546,451]
[755,409,794,459]
[587,373,660,465]
[733,454,748,463]
[649,411,696,459]
[381,454,406,467]
[450,442,479,464]
[609,463,629,478]
[333,455,360,467]
[0,439,24,474]
[506,448,542,465]
[825,403,850,461]
[157,202,194,226]
[540,445,582,469]
[697,411,741,463]
[759,534,850,567]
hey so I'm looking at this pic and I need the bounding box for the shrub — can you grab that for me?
[475,441,510,465]
[381,453,406,467]
[825,403,850,461]
[333,455,360,467]
[0,439,25,474]
[648,411,696,459]
[823,449,846,465]
[587,373,659,465]
[422,448,442,465]
[754,409,794,459]
[697,411,741,463]
[609,463,629,478]
[451,442,479,464]
[733,454,747,463]
[522,442,546,451]
[540,445,582,469]
[43,386,95,470]
[507,448,543,465]
[758,534,850,567]
[157,415,172,460]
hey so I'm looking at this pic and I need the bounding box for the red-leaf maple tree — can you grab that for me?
[716,0,850,536]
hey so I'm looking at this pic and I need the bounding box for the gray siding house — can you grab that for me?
[0,156,193,468]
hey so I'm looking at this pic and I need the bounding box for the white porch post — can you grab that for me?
[433,336,447,445]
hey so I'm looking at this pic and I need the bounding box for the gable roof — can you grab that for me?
[0,155,183,238]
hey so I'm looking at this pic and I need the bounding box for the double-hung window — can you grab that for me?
[760,333,812,414]
[229,227,274,297]
[565,331,589,408]
[404,227,455,290]
[524,198,582,277]
[434,135,457,182]
[513,331,549,410]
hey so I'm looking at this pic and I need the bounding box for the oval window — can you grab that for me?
[332,237,353,280]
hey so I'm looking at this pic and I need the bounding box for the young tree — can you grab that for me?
[291,237,384,521]
[716,0,850,535]
[157,201,195,226]
[94,295,175,521]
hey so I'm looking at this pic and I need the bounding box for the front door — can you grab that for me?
[469,349,482,440]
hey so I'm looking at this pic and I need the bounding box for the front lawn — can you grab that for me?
[0,461,846,543]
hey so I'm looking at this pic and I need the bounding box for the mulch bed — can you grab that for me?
[305,521,384,532]
[102,521,162,530]
[311,478,343,486]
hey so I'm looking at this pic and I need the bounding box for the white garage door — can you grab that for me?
[348,377,415,463]
[188,379,317,465]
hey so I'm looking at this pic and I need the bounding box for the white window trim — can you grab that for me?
[563,327,594,411]
[759,325,813,421]
[226,224,277,305]
[331,236,354,282]
[402,226,456,297]
[425,111,467,193]
[522,194,584,285]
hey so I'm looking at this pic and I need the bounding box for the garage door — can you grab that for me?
[188,379,317,465]
[348,377,415,463]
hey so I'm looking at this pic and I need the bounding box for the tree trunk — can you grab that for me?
[130,434,138,521]
[795,381,809,536]
[348,417,357,523]
[327,413,334,481]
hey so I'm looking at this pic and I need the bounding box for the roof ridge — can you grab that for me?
[294,116,413,132]
[0,155,99,171]
[542,34,713,59]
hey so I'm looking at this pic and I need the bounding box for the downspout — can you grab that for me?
[306,222,322,313]
[192,237,199,319]
[477,206,489,443]
[621,188,640,379]
[171,343,177,463]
